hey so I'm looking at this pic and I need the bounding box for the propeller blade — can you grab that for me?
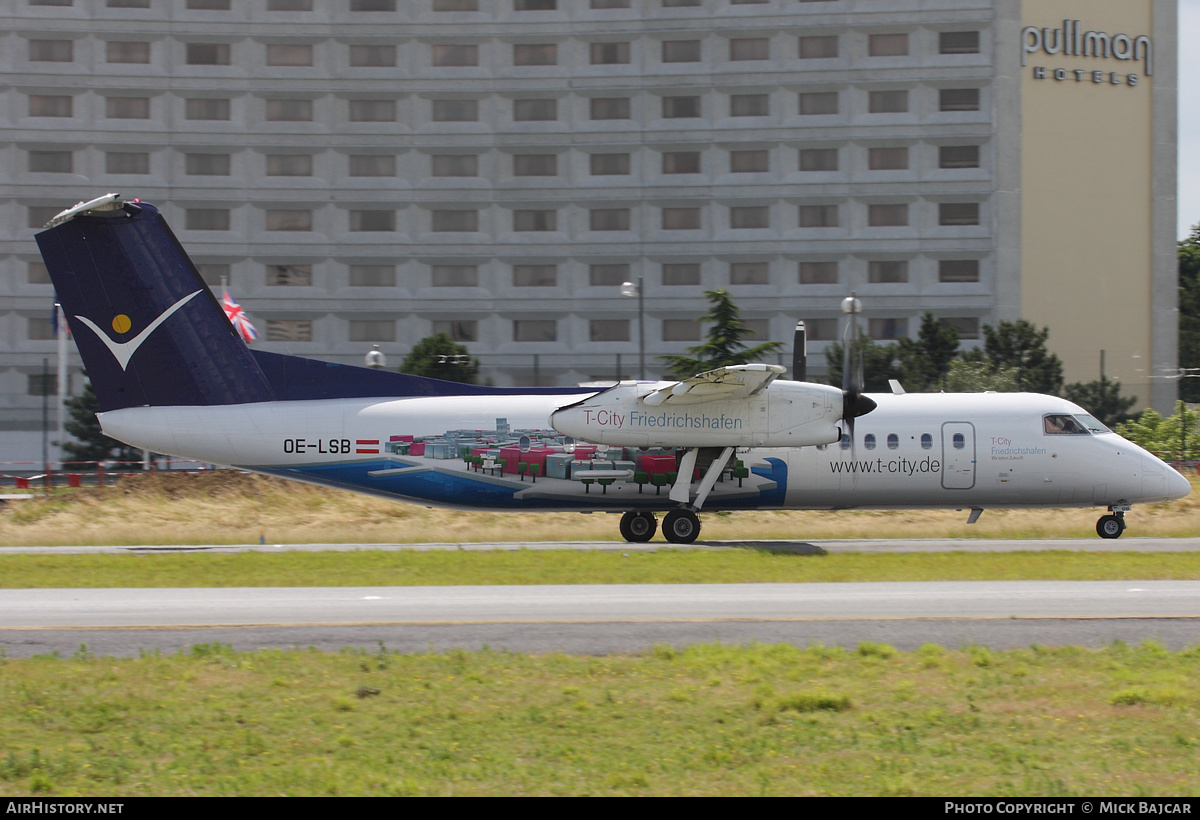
[792,320,806,382]
[840,293,872,441]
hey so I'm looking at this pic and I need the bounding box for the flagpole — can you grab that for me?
[55,302,67,471]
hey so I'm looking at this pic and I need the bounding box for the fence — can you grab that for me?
[0,460,213,492]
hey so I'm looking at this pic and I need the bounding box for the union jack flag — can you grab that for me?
[221,290,258,342]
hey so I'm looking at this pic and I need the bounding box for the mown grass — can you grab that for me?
[1,641,1197,796]
[1,472,1197,546]
[4,548,1200,589]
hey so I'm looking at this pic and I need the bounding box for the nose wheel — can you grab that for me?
[662,509,701,544]
[1096,513,1126,539]
[619,511,657,543]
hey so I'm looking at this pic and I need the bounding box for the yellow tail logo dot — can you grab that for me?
[112,314,132,334]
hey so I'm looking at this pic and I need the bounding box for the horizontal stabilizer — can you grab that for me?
[642,364,785,407]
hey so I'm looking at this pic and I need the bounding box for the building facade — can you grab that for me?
[0,0,1177,464]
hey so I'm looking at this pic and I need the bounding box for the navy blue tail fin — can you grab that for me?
[36,197,275,412]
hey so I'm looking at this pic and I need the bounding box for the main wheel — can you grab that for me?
[662,509,701,544]
[619,511,657,543]
[1096,514,1124,539]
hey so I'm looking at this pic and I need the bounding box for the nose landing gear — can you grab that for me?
[1096,510,1127,539]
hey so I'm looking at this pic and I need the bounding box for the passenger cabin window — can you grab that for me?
[864,433,876,450]
[921,433,932,449]
[839,432,851,450]
[887,434,899,450]
[1043,414,1090,435]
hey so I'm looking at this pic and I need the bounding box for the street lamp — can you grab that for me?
[364,344,386,370]
[620,276,645,380]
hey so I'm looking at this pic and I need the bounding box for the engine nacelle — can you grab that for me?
[549,380,843,448]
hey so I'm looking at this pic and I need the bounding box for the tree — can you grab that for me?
[398,333,480,383]
[659,289,784,379]
[1115,401,1200,463]
[62,379,144,468]
[895,313,960,391]
[823,334,905,393]
[975,320,1064,395]
[1062,378,1138,428]
[943,360,1021,393]
[1179,225,1200,402]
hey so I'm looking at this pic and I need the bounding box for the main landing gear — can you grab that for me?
[1096,510,1127,539]
[617,509,702,544]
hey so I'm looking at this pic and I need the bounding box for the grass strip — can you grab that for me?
[3,549,1200,589]
[1,641,1197,796]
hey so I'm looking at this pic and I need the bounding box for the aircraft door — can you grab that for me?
[941,422,976,490]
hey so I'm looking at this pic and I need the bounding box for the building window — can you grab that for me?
[513,264,557,287]
[662,0,700,6]
[798,36,837,59]
[730,206,768,229]
[799,148,837,172]
[805,318,838,341]
[349,320,395,343]
[266,44,313,66]
[939,203,980,226]
[188,0,231,8]
[349,100,395,122]
[662,319,700,342]
[868,33,908,57]
[432,210,478,232]
[514,43,557,66]
[516,0,556,8]
[432,154,478,177]
[662,263,699,286]
[591,42,630,64]
[186,43,231,65]
[730,262,768,285]
[938,259,980,283]
[108,0,150,6]
[350,45,396,67]
[869,318,907,340]
[868,90,908,114]
[32,0,73,5]
[868,260,908,283]
[799,91,838,115]
[269,0,314,9]
[742,319,769,340]
[349,155,396,176]
[868,147,908,170]
[266,320,313,342]
[349,265,396,286]
[106,152,149,174]
[513,210,557,232]
[798,204,838,228]
[107,96,151,120]
[868,204,908,227]
[661,208,701,230]
[28,374,62,396]
[513,154,557,176]
[590,97,630,120]
[514,320,557,342]
[943,317,980,340]
[28,318,56,341]
[28,95,72,117]
[590,209,630,231]
[28,262,52,285]
[730,38,769,61]
[431,265,479,287]
[590,320,630,342]
[939,88,980,112]
[799,261,837,284]
[589,263,629,286]
[514,99,557,121]
[107,42,150,63]
[28,151,72,174]
[351,0,395,9]
[431,99,478,122]
[940,31,980,55]
[267,264,313,286]
[186,153,231,175]
[590,153,630,175]
[186,209,230,230]
[939,145,980,169]
[434,0,478,9]
[27,207,60,228]
[730,150,768,173]
[432,44,478,67]
[30,40,73,62]
[195,264,229,287]
[662,96,700,118]
[266,210,313,231]
[433,320,478,341]
[662,40,701,62]
[185,98,230,120]
[590,0,629,7]
[662,151,700,174]
[730,94,768,117]
[350,210,395,231]
[266,155,313,176]
[266,99,314,121]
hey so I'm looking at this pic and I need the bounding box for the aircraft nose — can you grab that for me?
[1166,466,1193,501]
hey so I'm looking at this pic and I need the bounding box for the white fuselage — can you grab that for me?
[98,390,1190,512]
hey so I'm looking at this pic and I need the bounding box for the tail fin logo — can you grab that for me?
[74,291,202,371]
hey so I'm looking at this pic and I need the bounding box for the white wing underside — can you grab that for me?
[641,363,786,407]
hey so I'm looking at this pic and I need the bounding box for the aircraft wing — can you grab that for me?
[641,363,786,407]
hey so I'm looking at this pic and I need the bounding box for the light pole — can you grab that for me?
[620,276,645,380]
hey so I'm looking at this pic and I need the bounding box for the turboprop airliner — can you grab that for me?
[36,195,1190,543]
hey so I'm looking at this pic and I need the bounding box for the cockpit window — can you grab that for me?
[1074,414,1111,434]
[1043,414,1090,435]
